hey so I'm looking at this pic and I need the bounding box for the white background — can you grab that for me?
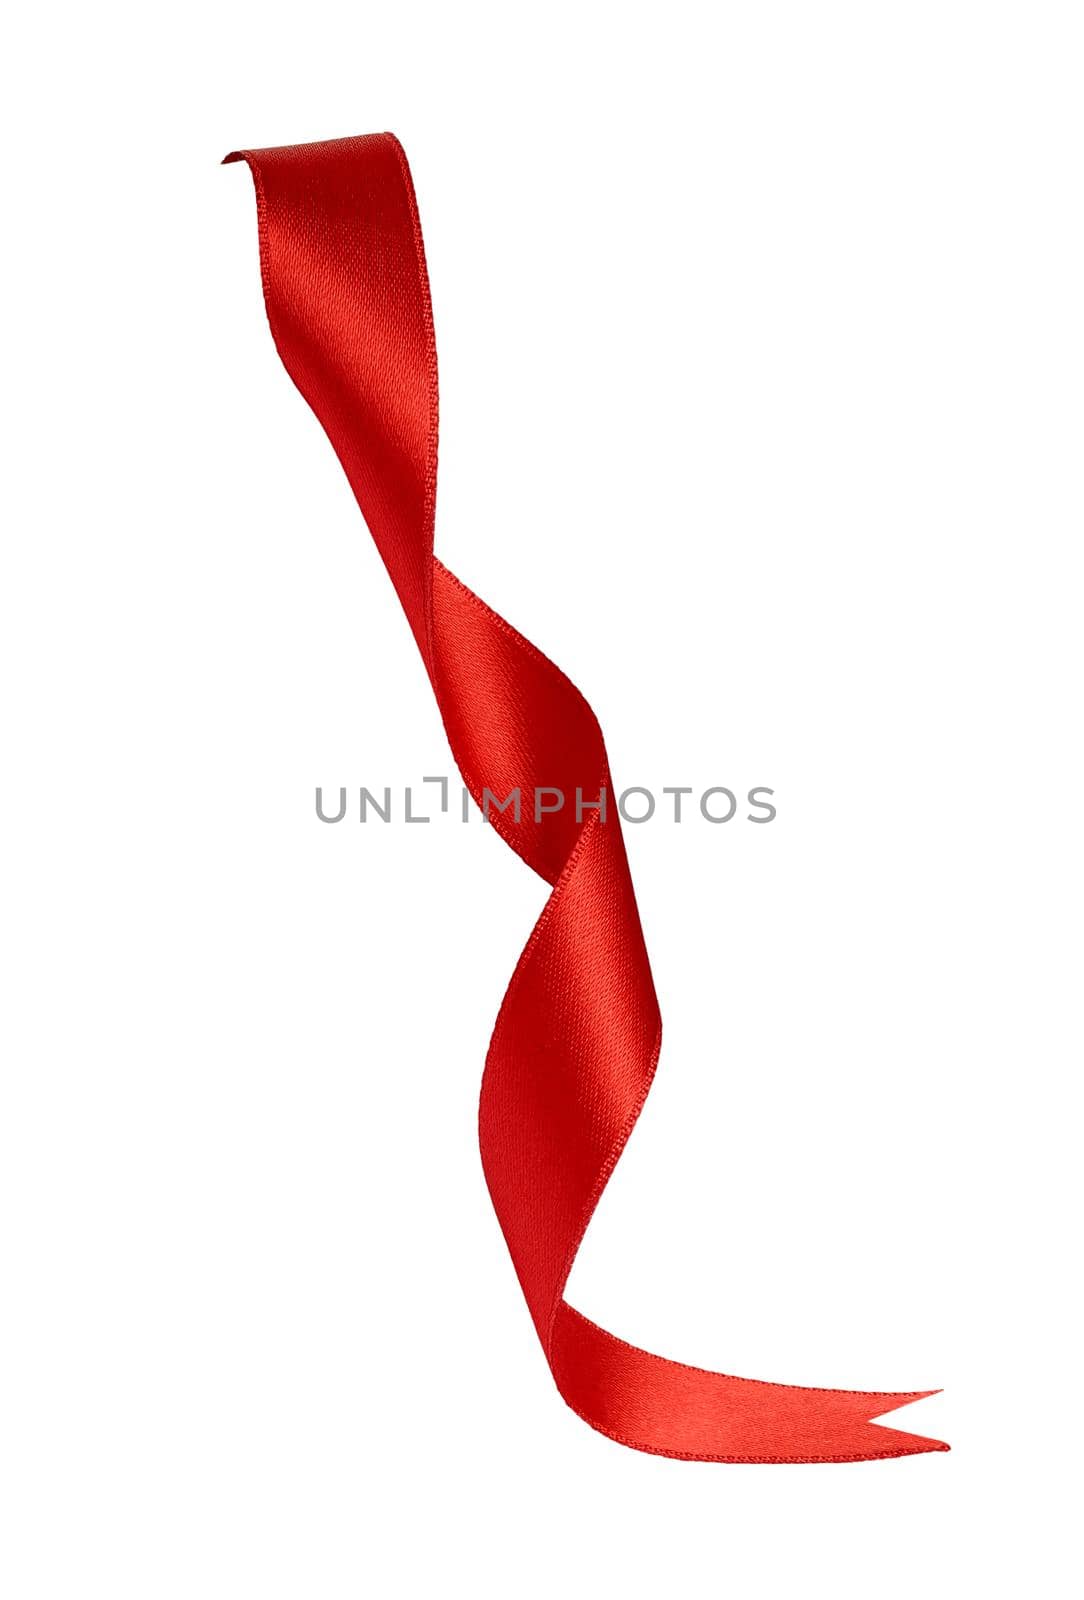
[2,4,1080,1596]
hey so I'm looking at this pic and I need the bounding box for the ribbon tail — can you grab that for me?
[552,1306,948,1463]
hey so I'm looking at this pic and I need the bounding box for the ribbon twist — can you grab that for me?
[227,133,946,1462]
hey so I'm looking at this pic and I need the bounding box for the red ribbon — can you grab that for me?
[226,134,946,1463]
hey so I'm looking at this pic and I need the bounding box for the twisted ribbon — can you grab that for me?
[226,134,946,1462]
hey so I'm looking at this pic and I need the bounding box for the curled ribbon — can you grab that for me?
[226,134,946,1462]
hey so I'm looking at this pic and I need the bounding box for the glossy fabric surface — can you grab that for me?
[226,134,946,1462]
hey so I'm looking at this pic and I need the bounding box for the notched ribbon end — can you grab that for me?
[865,1388,949,1458]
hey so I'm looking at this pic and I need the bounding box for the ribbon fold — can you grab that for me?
[226,133,946,1462]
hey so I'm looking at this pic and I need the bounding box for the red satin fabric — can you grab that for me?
[226,134,947,1462]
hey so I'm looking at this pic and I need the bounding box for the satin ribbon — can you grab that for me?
[226,134,946,1462]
